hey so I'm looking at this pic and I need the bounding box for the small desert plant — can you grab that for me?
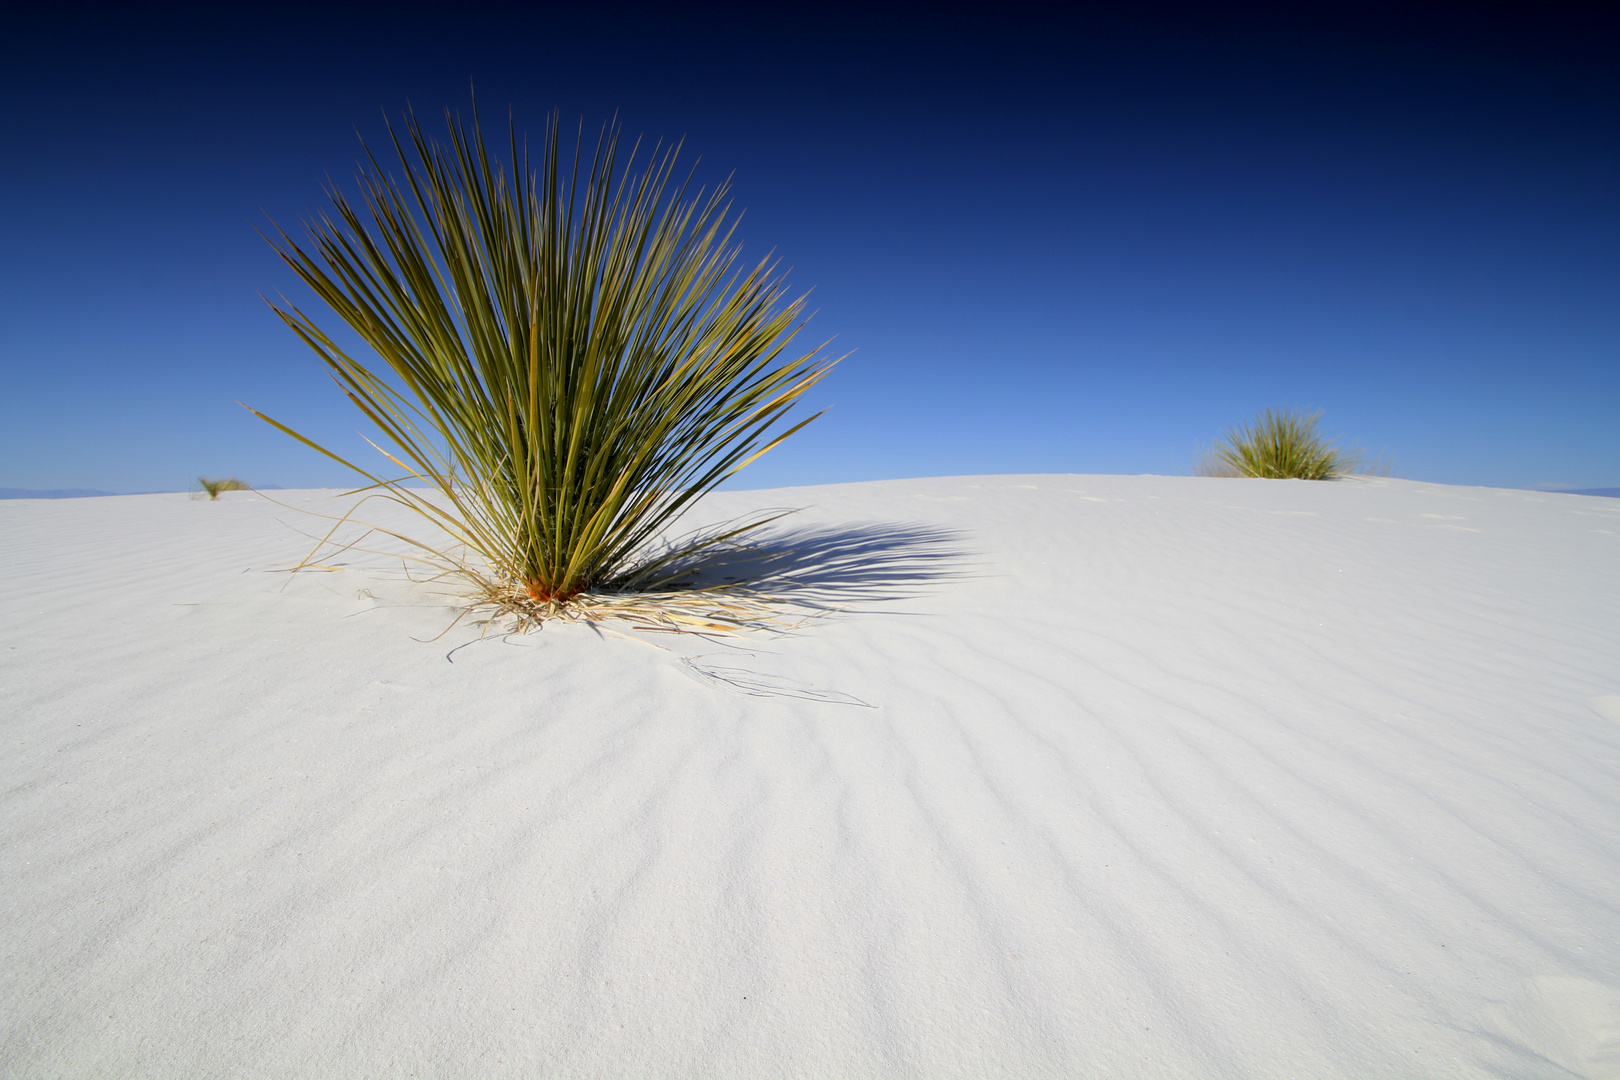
[198,477,251,499]
[1199,409,1355,480]
[249,104,834,625]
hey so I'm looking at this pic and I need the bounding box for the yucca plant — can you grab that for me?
[248,106,835,624]
[1202,408,1354,480]
[198,477,251,499]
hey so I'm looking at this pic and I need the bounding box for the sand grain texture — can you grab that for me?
[2,475,1618,1078]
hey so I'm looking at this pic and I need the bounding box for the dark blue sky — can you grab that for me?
[3,2,1616,493]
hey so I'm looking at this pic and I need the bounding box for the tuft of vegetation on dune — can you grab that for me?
[197,477,251,499]
[248,103,836,629]
[1197,409,1371,480]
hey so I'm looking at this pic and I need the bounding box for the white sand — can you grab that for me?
[3,474,1619,1078]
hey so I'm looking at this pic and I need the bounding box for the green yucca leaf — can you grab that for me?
[251,105,836,607]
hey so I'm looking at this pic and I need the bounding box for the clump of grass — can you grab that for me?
[247,103,835,628]
[198,477,251,499]
[1199,409,1356,480]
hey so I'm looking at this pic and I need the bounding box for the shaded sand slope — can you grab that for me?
[2,475,1618,1078]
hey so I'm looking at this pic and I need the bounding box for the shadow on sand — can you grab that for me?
[657,517,977,612]
[646,519,977,706]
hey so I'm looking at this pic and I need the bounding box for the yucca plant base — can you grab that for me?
[253,105,833,629]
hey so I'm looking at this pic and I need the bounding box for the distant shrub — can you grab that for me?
[198,477,251,499]
[1199,409,1355,480]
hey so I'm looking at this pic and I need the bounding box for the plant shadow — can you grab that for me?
[654,518,977,612]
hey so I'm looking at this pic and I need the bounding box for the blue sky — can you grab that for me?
[2,3,1616,493]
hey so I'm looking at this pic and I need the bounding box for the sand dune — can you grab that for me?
[2,475,1618,1078]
